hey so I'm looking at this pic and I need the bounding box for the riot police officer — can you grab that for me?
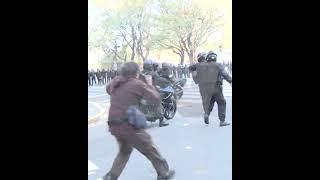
[107,69,111,83]
[102,68,107,84]
[110,70,116,80]
[172,65,177,78]
[190,52,206,84]
[206,51,232,126]
[88,70,92,86]
[91,70,97,85]
[97,69,103,85]
[189,52,231,126]
[158,62,172,79]
[141,60,171,127]
[177,64,182,78]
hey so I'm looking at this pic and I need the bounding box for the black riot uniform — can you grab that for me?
[88,70,92,86]
[91,70,97,85]
[107,69,111,83]
[206,51,232,126]
[172,65,177,78]
[141,60,172,127]
[190,52,206,84]
[102,69,107,84]
[189,52,232,126]
[158,63,172,79]
[96,69,102,85]
[110,70,116,80]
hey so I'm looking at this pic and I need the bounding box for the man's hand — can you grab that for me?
[145,75,153,86]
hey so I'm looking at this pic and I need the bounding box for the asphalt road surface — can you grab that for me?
[88,78,232,180]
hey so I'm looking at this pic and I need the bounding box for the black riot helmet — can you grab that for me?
[162,62,170,70]
[197,52,207,62]
[206,51,217,62]
[153,62,159,71]
[143,59,154,71]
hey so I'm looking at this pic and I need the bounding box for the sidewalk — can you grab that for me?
[88,102,106,124]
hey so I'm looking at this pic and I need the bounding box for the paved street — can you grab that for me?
[88,78,232,180]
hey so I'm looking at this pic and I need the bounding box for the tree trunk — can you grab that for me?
[131,43,136,61]
[124,53,127,62]
[144,47,150,62]
[188,53,193,64]
[180,50,185,65]
[130,24,136,61]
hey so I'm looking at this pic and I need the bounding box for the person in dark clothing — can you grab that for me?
[110,70,116,80]
[88,70,92,86]
[91,70,97,85]
[189,52,231,126]
[97,69,103,85]
[190,53,206,85]
[158,63,172,79]
[177,65,182,78]
[172,65,177,78]
[103,62,175,180]
[185,65,190,78]
[182,65,186,78]
[206,51,232,126]
[142,61,172,88]
[102,69,107,84]
[107,69,111,83]
[141,60,172,127]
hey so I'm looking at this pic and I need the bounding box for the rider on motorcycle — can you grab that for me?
[140,60,171,127]
[159,62,186,100]
[142,60,172,88]
[158,62,173,81]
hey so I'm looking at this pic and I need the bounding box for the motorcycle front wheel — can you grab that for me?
[174,86,183,100]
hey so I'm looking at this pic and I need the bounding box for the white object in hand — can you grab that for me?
[145,75,152,85]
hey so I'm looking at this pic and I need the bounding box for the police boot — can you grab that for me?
[103,172,117,180]
[157,170,176,180]
[220,121,231,127]
[159,117,169,127]
[204,114,209,124]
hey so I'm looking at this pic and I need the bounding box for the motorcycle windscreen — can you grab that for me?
[180,79,187,87]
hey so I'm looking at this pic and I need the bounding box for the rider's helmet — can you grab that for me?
[153,62,159,71]
[162,62,170,70]
[143,59,154,71]
[206,51,217,62]
[197,52,207,62]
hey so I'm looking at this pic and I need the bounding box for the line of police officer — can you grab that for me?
[173,64,191,79]
[189,51,232,126]
[88,69,118,86]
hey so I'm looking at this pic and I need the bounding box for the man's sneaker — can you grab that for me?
[157,170,176,180]
[220,121,231,127]
[103,173,117,180]
[204,114,209,124]
[159,122,169,127]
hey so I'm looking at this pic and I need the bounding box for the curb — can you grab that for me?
[88,102,107,124]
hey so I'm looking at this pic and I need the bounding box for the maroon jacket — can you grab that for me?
[106,75,161,122]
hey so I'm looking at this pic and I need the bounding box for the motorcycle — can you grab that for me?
[139,85,177,122]
[172,77,186,100]
[159,86,177,119]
